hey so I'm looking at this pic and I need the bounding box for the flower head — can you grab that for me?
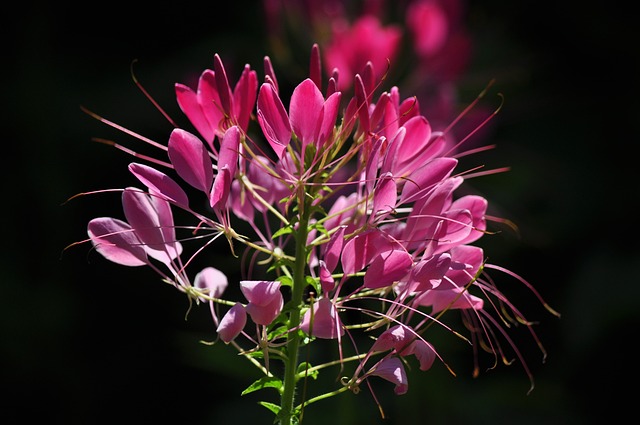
[73,38,559,423]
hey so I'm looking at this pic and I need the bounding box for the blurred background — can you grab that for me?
[3,1,638,424]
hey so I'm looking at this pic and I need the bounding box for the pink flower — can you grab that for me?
[406,0,450,58]
[240,280,284,326]
[300,297,344,339]
[370,357,408,395]
[168,126,240,211]
[87,217,149,267]
[217,303,247,343]
[78,41,558,417]
[324,15,402,91]
[194,267,228,301]
[257,78,341,159]
[175,54,257,147]
[371,325,437,372]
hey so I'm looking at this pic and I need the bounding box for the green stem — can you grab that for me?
[279,211,310,425]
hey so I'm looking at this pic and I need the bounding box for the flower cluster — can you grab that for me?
[263,0,479,147]
[74,42,557,424]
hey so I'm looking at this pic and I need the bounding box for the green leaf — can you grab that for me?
[272,225,293,239]
[277,275,293,288]
[305,275,320,294]
[296,362,319,380]
[258,401,281,415]
[241,376,283,396]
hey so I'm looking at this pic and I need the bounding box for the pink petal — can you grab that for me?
[257,83,291,158]
[194,267,228,300]
[385,115,435,177]
[232,65,258,132]
[229,179,254,221]
[415,287,484,313]
[318,260,335,293]
[398,157,458,205]
[443,245,484,289]
[406,340,436,371]
[300,297,344,339]
[370,357,408,395]
[87,217,148,266]
[410,252,451,292]
[196,70,225,143]
[314,91,342,148]
[371,172,397,222]
[246,155,288,208]
[167,128,214,193]
[216,303,247,343]
[174,70,222,146]
[402,177,462,249]
[289,78,324,147]
[323,193,358,232]
[240,280,281,306]
[364,249,412,289]
[371,325,407,352]
[322,225,346,272]
[210,166,231,209]
[128,162,189,208]
[448,195,487,245]
[341,230,394,276]
[246,291,283,326]
[121,188,181,263]
[213,54,234,116]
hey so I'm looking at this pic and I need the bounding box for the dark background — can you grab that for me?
[3,1,638,424]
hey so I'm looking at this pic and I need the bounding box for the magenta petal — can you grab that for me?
[371,325,407,352]
[240,280,281,306]
[318,260,335,293]
[216,303,247,343]
[384,115,439,177]
[257,83,291,158]
[416,287,484,313]
[324,193,357,232]
[341,230,394,275]
[246,292,283,325]
[370,357,408,395]
[233,65,258,132]
[289,78,324,147]
[322,225,345,272]
[121,188,166,250]
[315,91,342,147]
[167,128,214,193]
[448,195,487,245]
[194,267,228,300]
[399,157,458,204]
[213,53,234,116]
[411,253,451,291]
[371,172,397,222]
[128,162,189,208]
[197,70,225,143]
[210,166,231,209]
[364,249,412,289]
[229,179,254,221]
[300,298,344,339]
[406,340,436,371]
[175,81,214,145]
[87,217,148,266]
[444,245,484,289]
[441,208,473,246]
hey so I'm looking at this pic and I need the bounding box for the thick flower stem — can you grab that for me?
[279,211,310,425]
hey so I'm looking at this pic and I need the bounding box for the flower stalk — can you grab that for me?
[280,204,311,424]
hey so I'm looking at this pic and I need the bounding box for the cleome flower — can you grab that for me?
[71,41,559,424]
